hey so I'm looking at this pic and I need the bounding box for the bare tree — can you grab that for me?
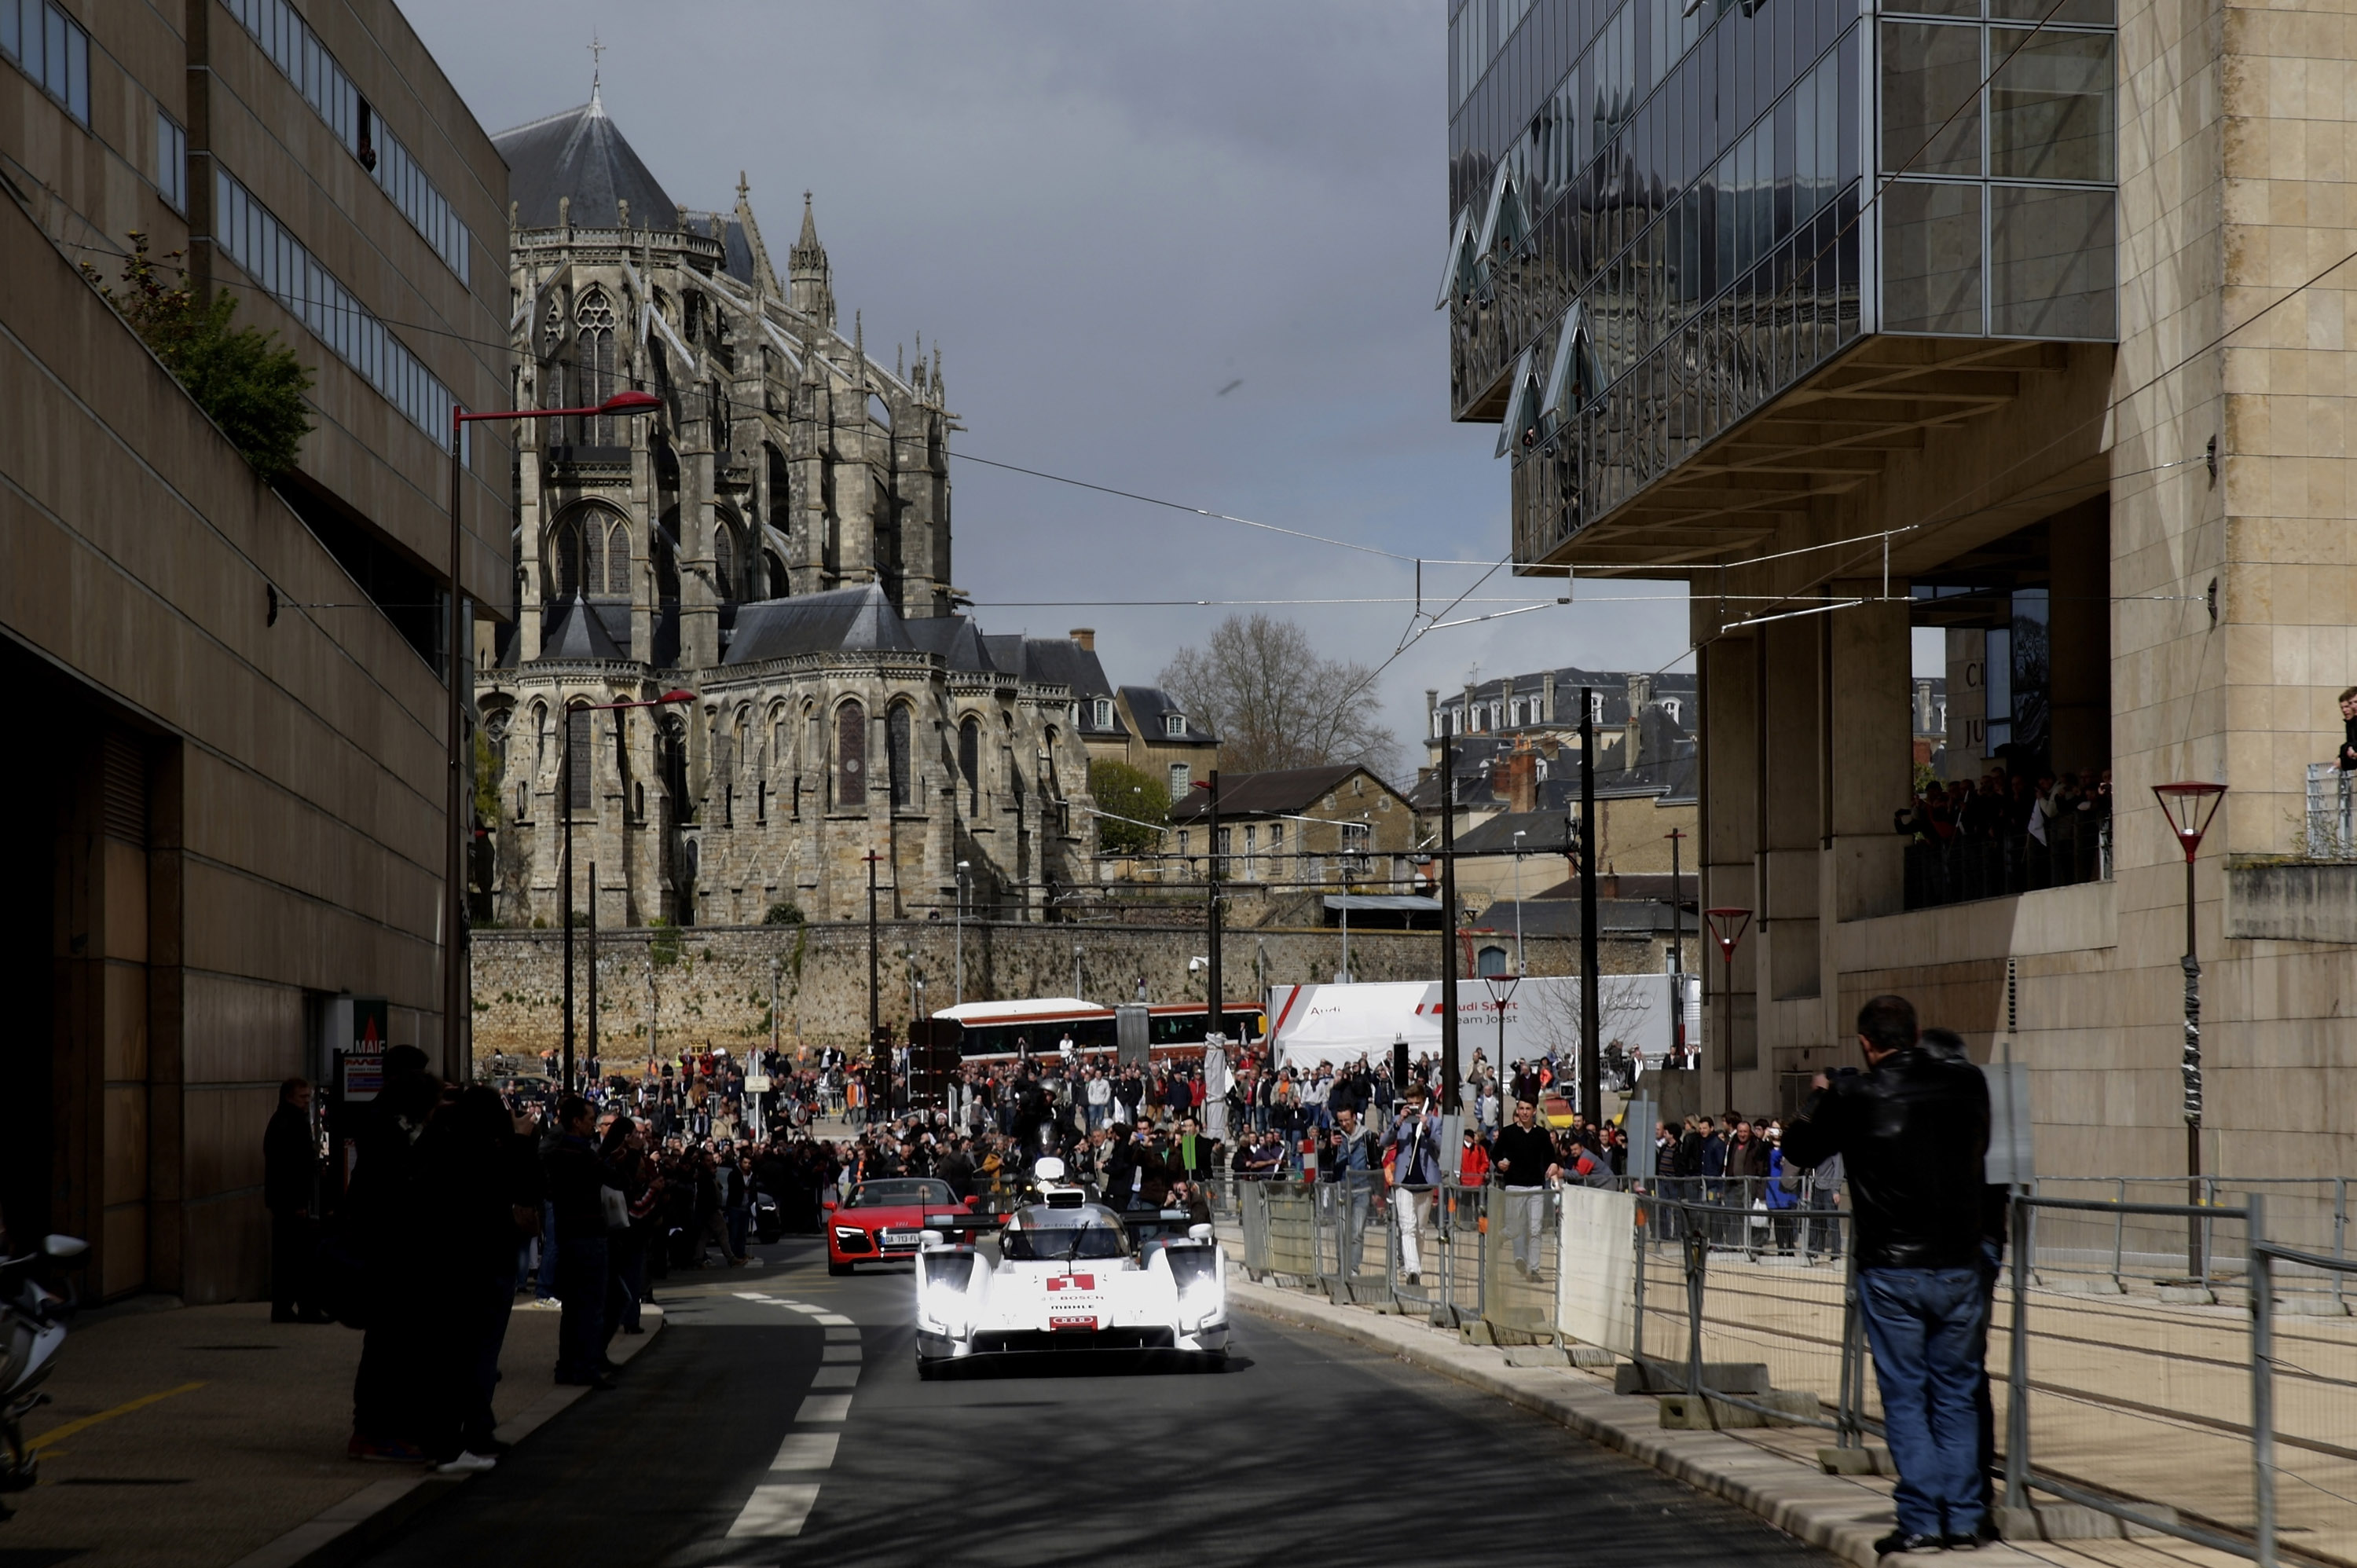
[1158,614,1398,776]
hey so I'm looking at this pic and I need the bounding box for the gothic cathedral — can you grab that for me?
[475,82,1109,931]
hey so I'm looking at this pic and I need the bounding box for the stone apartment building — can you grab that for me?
[0,0,506,1299]
[1164,765,1420,919]
[1076,673,1222,800]
[474,86,1104,931]
[1448,0,2357,1180]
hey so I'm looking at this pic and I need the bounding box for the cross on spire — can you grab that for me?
[587,31,606,108]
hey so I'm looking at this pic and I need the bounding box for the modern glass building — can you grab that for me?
[1446,0,2117,563]
[1439,0,2357,1196]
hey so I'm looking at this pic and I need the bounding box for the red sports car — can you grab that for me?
[825,1178,981,1275]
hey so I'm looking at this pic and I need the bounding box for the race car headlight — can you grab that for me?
[918,1255,977,1337]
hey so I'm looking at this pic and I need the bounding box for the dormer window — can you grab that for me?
[1164,713,1186,738]
[1094,698,1114,730]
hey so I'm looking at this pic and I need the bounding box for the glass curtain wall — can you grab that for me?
[1448,0,2117,559]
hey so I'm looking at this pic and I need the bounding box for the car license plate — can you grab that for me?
[880,1229,919,1247]
[1049,1315,1098,1332]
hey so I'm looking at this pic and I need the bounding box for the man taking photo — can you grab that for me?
[1782,995,1990,1557]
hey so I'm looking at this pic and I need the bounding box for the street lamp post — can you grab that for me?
[1483,969,1521,1106]
[1704,907,1752,1115]
[1072,943,1084,1001]
[449,387,659,1082]
[557,686,696,1096]
[2153,779,2227,1284]
[955,860,970,1007]
[866,849,885,1116]
[1512,827,1527,973]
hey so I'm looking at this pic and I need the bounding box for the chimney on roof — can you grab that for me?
[1501,676,1516,727]
[1069,628,1095,651]
[1541,672,1556,724]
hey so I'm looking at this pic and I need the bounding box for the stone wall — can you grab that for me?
[470,921,1670,1061]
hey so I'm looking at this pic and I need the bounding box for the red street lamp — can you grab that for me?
[557,687,698,1097]
[1483,969,1522,1112]
[2151,779,2226,1284]
[1704,908,1751,1115]
[442,390,663,1081]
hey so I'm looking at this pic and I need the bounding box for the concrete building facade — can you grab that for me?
[1,0,507,1299]
[1446,0,2357,1185]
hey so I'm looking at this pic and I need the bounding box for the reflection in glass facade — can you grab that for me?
[1447,0,2116,560]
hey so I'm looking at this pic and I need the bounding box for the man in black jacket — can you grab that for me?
[1782,995,1990,1557]
[263,1077,327,1323]
[542,1097,616,1388]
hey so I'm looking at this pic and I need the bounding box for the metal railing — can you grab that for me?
[1233,1174,2357,1566]
[2306,763,2356,859]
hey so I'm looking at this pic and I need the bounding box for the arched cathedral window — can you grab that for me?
[887,704,913,809]
[714,523,737,602]
[836,701,867,808]
[576,288,618,443]
[958,716,981,815]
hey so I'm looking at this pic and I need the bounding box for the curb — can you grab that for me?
[223,1302,667,1568]
[1231,1280,2050,1568]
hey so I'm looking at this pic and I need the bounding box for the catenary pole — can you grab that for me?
[1578,687,1600,1119]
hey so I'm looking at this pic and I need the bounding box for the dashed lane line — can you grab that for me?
[768,1433,838,1471]
[794,1394,852,1423]
[808,1366,859,1389]
[724,1485,821,1540]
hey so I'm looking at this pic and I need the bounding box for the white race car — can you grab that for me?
[913,1159,1229,1376]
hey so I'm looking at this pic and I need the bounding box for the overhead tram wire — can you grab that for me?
[73,137,2357,613]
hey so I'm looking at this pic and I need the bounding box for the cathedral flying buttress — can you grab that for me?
[474,83,1111,934]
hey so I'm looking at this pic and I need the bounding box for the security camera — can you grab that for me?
[1188,956,1208,973]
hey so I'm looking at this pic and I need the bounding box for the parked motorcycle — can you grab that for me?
[0,1235,88,1515]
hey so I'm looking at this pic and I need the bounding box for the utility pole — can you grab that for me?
[1439,715,1462,1163]
[560,703,577,1097]
[1578,687,1600,1121]
[1667,827,1686,1064]
[1204,770,1223,1045]
[586,866,599,1086]
[866,849,885,1116]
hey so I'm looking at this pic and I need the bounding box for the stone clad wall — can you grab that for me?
[470,923,1669,1060]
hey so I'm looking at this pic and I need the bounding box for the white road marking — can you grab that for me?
[820,1345,860,1362]
[808,1365,858,1389]
[733,1291,772,1300]
[725,1482,820,1538]
[823,1326,860,1341]
[768,1433,838,1471]
[796,1394,852,1422]
[812,1313,856,1326]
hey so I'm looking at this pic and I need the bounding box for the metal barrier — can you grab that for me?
[1633,1190,1864,1439]
[1312,1171,1389,1304]
[1236,1172,2357,1565]
[1483,1185,1563,1343]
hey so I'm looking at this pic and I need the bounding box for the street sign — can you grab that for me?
[352,996,388,1054]
[744,1074,772,1094]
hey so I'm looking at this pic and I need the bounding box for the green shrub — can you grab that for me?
[763,901,806,925]
[85,233,313,481]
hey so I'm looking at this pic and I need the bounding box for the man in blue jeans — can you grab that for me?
[1783,995,1991,1558]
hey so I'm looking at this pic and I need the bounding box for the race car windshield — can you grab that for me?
[1000,1213,1128,1261]
[845,1179,955,1209]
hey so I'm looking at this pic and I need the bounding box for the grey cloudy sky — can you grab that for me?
[404,0,1706,769]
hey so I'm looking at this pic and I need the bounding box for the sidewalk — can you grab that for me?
[1227,1273,2250,1568]
[3,1289,662,1568]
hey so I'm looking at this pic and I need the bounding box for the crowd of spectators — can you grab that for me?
[1896,767,2113,906]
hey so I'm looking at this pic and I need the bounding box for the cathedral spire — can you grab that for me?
[587,31,606,115]
[787,191,834,327]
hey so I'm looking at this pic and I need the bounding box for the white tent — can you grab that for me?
[1264,976,1671,1075]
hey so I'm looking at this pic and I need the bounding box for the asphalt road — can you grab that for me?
[346,1238,1834,1568]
